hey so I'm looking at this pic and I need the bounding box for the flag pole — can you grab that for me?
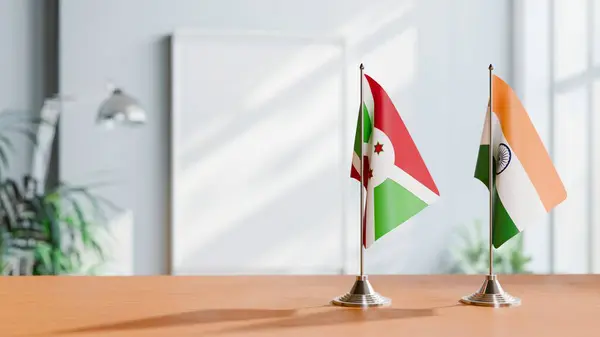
[359,63,365,277]
[331,63,390,308]
[488,64,494,278]
[459,64,521,307]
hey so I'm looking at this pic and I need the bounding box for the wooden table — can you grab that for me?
[1,275,599,337]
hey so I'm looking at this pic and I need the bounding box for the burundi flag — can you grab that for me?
[475,75,567,248]
[351,73,440,248]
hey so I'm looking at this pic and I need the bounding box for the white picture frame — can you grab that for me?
[170,30,353,275]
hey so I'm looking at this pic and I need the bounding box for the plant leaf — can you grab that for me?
[69,199,90,247]
[35,243,53,272]
[90,239,106,261]
[57,184,119,222]
[51,249,62,275]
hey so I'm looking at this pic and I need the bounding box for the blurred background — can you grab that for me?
[0,0,595,276]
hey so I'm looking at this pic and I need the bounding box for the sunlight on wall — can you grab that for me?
[517,0,553,274]
[553,87,589,273]
[361,27,417,98]
[169,0,512,275]
[244,43,343,110]
[177,78,341,258]
[173,35,346,274]
[554,0,587,81]
[337,0,412,46]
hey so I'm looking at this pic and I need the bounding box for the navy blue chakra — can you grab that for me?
[496,143,511,174]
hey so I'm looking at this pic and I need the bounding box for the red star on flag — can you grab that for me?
[374,142,384,155]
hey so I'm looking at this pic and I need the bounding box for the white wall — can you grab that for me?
[0,0,46,180]
[59,0,512,275]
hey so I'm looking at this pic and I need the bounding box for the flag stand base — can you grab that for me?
[331,275,391,308]
[460,274,521,307]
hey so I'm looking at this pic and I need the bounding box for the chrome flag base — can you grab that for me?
[331,275,391,308]
[460,274,521,307]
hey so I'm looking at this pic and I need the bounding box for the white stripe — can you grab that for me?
[368,129,438,204]
[480,105,491,145]
[386,166,440,205]
[365,188,375,248]
[495,127,547,230]
[352,152,361,174]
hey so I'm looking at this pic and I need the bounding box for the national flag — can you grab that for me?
[351,73,440,248]
[475,74,567,248]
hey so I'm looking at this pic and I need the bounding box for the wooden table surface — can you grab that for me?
[1,275,599,337]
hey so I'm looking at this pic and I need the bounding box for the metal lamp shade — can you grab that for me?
[97,89,146,128]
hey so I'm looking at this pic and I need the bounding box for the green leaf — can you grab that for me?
[73,250,82,266]
[90,239,106,261]
[0,175,115,275]
[51,249,62,275]
[59,184,120,223]
[35,243,53,272]
[59,254,71,273]
[43,202,62,250]
[69,198,89,242]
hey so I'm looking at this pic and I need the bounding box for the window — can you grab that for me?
[515,0,600,273]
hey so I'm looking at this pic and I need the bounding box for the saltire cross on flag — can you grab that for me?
[351,74,440,248]
[475,75,567,248]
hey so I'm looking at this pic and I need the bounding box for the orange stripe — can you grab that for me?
[492,75,566,211]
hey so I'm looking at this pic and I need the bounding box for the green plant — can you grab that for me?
[32,182,120,275]
[447,219,532,274]
[0,178,119,276]
[0,108,119,275]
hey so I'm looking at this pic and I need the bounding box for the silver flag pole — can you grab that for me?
[331,63,390,308]
[460,64,521,307]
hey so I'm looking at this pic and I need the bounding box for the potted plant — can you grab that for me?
[447,219,532,274]
[0,109,118,275]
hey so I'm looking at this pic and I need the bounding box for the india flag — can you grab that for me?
[351,74,439,248]
[475,75,567,248]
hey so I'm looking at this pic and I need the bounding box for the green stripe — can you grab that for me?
[474,144,520,248]
[373,179,427,240]
[474,145,494,187]
[492,189,520,248]
[362,104,372,145]
[353,103,373,156]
